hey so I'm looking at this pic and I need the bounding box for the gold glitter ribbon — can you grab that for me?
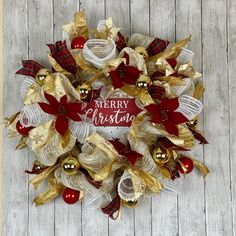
[62,11,89,40]
[33,181,64,206]
[86,133,119,161]
[192,159,209,178]
[128,167,163,193]
[29,164,59,190]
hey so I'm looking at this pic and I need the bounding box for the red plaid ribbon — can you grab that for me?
[147,38,169,57]
[15,60,43,78]
[101,194,121,220]
[115,32,127,52]
[47,41,77,75]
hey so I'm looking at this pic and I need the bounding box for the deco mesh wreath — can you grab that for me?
[5,12,209,219]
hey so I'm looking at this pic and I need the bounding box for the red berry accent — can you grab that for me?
[71,36,87,49]
[176,157,194,174]
[16,121,34,136]
[62,188,80,204]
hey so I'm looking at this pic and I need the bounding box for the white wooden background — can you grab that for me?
[2,0,236,235]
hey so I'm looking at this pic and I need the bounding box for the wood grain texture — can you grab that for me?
[176,1,206,236]
[27,1,54,235]
[202,0,233,235]
[228,0,236,234]
[2,0,235,235]
[3,0,29,235]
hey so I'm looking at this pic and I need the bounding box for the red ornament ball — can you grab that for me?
[176,157,194,174]
[71,36,87,49]
[16,121,33,136]
[62,188,80,204]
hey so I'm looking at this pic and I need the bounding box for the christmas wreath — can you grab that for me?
[5,11,209,219]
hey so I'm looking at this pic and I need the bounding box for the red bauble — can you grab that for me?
[176,157,194,174]
[16,121,33,136]
[62,188,80,204]
[71,36,87,49]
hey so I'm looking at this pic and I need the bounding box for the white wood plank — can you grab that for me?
[149,1,178,236]
[78,1,109,236]
[202,0,233,235]
[105,0,131,36]
[176,1,206,235]
[227,0,236,235]
[53,0,80,42]
[2,0,29,235]
[130,1,151,235]
[53,1,82,236]
[27,1,55,235]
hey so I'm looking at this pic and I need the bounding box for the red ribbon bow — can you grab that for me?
[145,97,188,136]
[109,62,141,89]
[38,92,82,136]
[109,139,143,166]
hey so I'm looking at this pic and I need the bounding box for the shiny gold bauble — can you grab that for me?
[33,160,44,171]
[136,75,151,89]
[77,83,92,101]
[134,46,149,60]
[187,117,199,129]
[123,199,139,208]
[36,68,51,86]
[152,147,171,164]
[61,156,80,176]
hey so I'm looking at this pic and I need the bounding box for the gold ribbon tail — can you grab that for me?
[33,183,64,206]
[192,159,209,178]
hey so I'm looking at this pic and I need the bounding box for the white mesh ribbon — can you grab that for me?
[82,39,116,68]
[20,77,37,99]
[118,170,144,201]
[177,48,195,65]
[119,47,147,74]
[79,142,111,172]
[171,78,195,97]
[69,120,96,143]
[52,73,80,101]
[34,133,76,166]
[127,134,161,179]
[55,169,112,208]
[19,103,52,127]
[128,33,154,49]
[177,95,203,121]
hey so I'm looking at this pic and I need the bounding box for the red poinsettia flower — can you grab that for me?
[109,139,143,166]
[109,62,141,89]
[145,97,188,136]
[38,92,82,136]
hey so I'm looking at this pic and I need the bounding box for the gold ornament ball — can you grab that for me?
[134,46,149,60]
[136,75,151,89]
[33,160,44,171]
[123,199,139,208]
[77,83,92,101]
[187,117,199,129]
[36,68,51,86]
[62,156,80,176]
[152,147,171,164]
